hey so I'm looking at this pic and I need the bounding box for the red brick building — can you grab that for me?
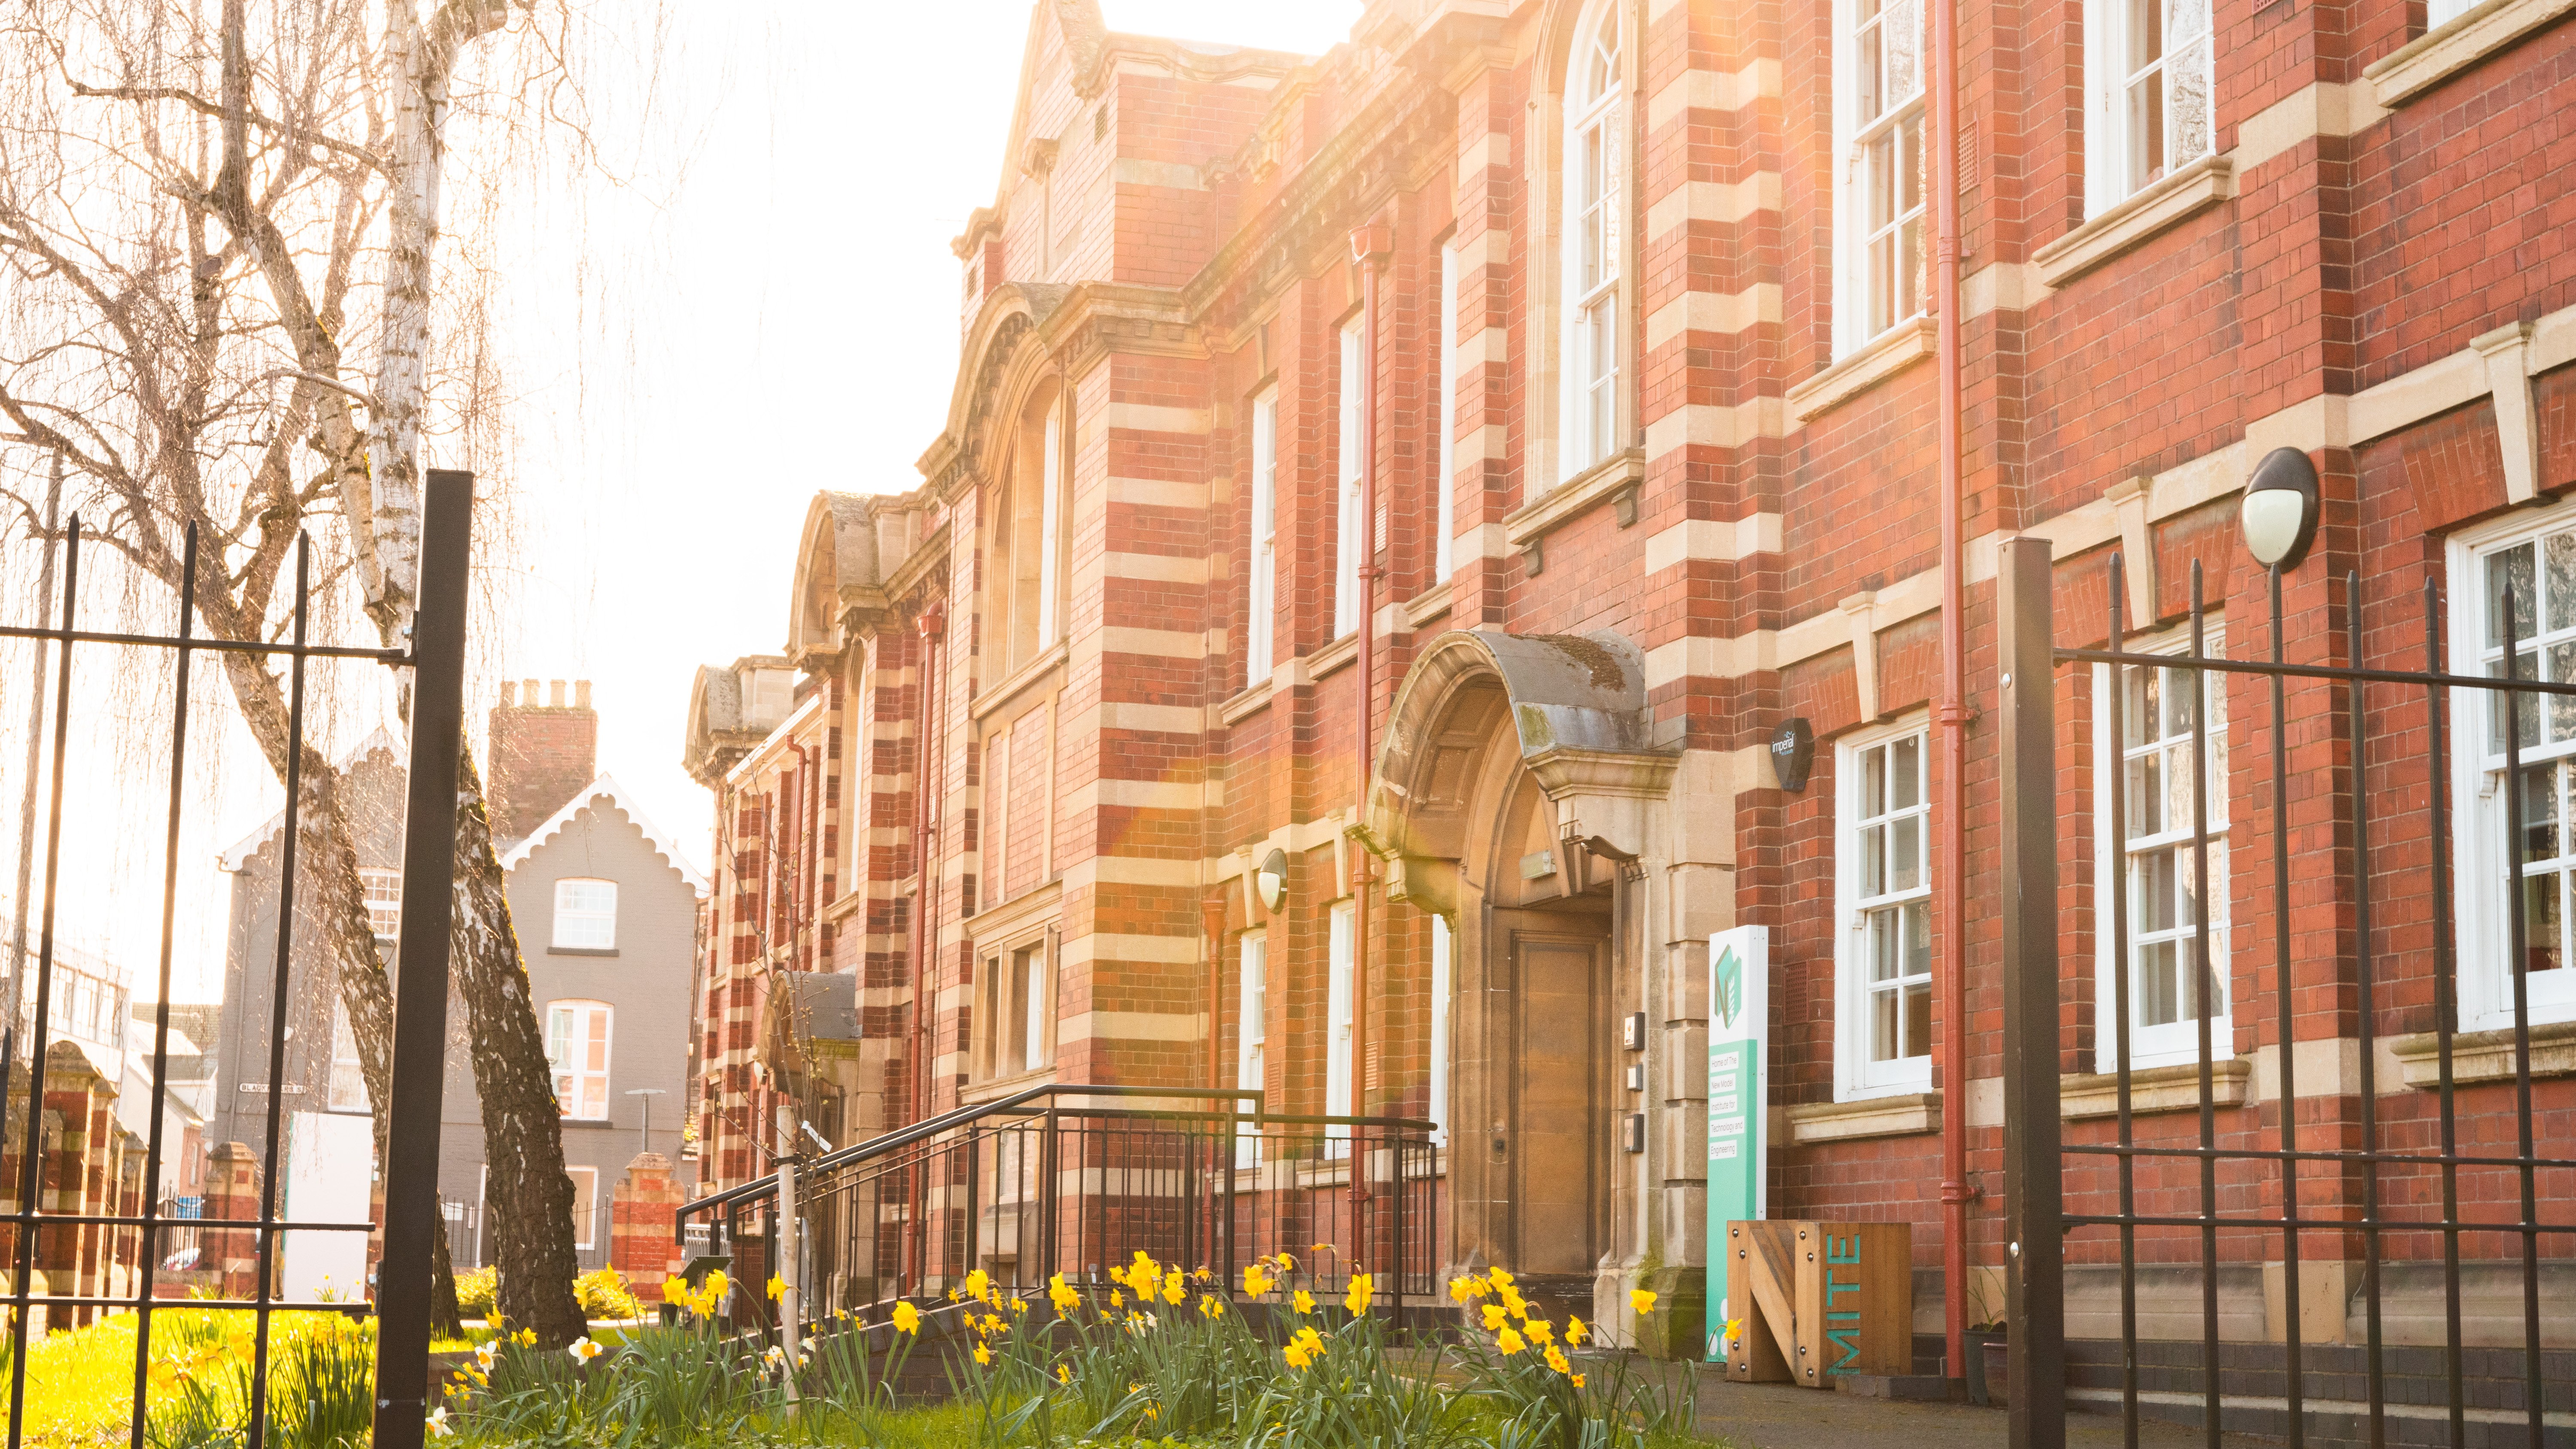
[686,0,2576,1376]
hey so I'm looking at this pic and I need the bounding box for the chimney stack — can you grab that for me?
[489,677,598,845]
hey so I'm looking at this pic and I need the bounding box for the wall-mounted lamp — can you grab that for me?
[1254,847,1289,914]
[2241,447,2320,573]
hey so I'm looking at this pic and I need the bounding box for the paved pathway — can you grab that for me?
[1692,1375,2277,1449]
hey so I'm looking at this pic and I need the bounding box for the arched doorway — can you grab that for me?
[1370,631,1669,1322]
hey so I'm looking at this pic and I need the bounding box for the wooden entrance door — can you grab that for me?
[1497,912,1607,1280]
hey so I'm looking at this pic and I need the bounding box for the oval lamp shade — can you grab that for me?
[1255,847,1289,913]
[2242,447,2319,570]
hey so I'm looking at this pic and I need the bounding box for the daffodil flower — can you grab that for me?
[1344,1273,1374,1316]
[892,1301,921,1334]
[1482,1303,1509,1332]
[1630,1288,1659,1317]
[972,1342,991,1366]
[767,1275,784,1301]
[567,1336,603,1364]
[1056,1363,1072,1385]
[1497,1328,1527,1355]
[1567,1315,1591,1346]
[426,1407,453,1439]
[1292,1289,1314,1316]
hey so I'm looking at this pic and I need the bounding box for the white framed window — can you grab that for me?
[546,999,614,1119]
[1325,901,1354,1158]
[2449,513,2576,1033]
[1429,914,1453,1146]
[1236,931,1267,1168]
[1335,320,1364,638]
[327,1000,369,1113]
[565,1166,599,1250]
[1436,241,1459,582]
[1835,0,1926,354]
[553,877,617,951]
[985,727,1010,904]
[1248,388,1278,680]
[976,934,1055,1079]
[2091,627,2233,1070]
[1835,718,1935,1098]
[2085,0,2215,212]
[1559,0,1624,478]
[359,867,402,942]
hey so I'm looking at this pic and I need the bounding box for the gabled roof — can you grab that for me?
[216,724,407,872]
[497,773,709,897]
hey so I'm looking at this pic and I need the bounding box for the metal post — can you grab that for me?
[776,1101,802,1419]
[1998,536,2066,1449]
[371,471,474,1449]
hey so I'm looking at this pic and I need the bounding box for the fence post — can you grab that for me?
[371,471,474,1449]
[1998,536,2065,1449]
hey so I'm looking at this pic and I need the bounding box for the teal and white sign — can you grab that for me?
[1703,925,1768,1362]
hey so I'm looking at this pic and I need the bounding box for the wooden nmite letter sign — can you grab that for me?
[1719,1220,1912,1387]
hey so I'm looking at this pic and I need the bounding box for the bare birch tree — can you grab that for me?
[0,0,591,1341]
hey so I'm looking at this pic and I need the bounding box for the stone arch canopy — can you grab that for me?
[1368,629,1674,899]
[787,491,886,662]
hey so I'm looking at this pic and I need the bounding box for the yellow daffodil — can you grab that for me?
[964,1268,990,1302]
[1293,1289,1315,1316]
[513,1328,537,1347]
[1497,1328,1527,1355]
[1162,1270,1186,1305]
[1545,1344,1573,1375]
[1197,1294,1224,1319]
[1447,1276,1484,1303]
[1010,1296,1028,1316]
[1488,1267,1515,1288]
[1501,1285,1528,1320]
[1049,1272,1081,1316]
[1345,1273,1374,1316]
[1056,1363,1072,1385]
[1525,1319,1553,1347]
[661,1276,688,1304]
[835,1308,851,1322]
[972,1341,991,1366]
[1244,1264,1274,1297]
[766,1275,784,1301]
[1630,1288,1658,1317]
[1571,1373,1587,1388]
[1276,1252,1296,1271]
[1193,1265,1212,1282]
[892,1301,921,1334]
[1482,1303,1509,1332]
[1721,1316,1742,1350]
[1110,1288,1124,1309]
[1567,1316,1590,1346]
[567,1336,603,1363]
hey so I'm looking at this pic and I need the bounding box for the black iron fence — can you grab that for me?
[677,1085,1443,1330]
[0,476,474,1449]
[1999,537,2574,1449]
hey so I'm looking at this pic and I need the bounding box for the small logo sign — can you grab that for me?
[1713,946,1743,1029]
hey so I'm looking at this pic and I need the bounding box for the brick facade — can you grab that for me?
[489,679,598,845]
[686,0,2576,1361]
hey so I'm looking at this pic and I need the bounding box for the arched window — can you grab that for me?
[1560,0,1625,478]
[987,391,1069,673]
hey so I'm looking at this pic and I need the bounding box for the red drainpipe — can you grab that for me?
[1204,891,1230,1092]
[1349,221,1392,1213]
[908,608,947,1130]
[1929,0,1973,1389]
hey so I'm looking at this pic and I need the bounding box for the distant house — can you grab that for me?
[210,683,705,1291]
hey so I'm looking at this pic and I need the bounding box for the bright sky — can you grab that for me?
[499,0,1360,875]
[0,0,1361,1006]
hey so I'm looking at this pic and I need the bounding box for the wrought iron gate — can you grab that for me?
[1999,537,2572,1449]
[0,473,473,1449]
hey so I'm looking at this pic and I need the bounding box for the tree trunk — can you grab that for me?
[446,744,588,1343]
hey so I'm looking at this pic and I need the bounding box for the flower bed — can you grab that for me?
[440,1252,1708,1449]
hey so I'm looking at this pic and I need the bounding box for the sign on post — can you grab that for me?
[1722,1220,1914,1386]
[1704,926,1768,1361]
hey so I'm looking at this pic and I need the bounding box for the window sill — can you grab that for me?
[1504,448,1643,547]
[971,638,1069,723]
[1786,1090,1940,1144]
[1218,678,1274,725]
[1304,631,1359,681]
[961,1063,1059,1105]
[1403,581,1455,631]
[823,889,867,923]
[2366,0,2576,106]
[2060,1058,2251,1119]
[549,946,620,958]
[2388,1017,2576,1088]
[1788,315,1936,423]
[2033,153,2236,289]
[963,876,1061,943]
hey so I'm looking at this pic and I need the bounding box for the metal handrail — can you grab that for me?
[676,1082,1438,1223]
